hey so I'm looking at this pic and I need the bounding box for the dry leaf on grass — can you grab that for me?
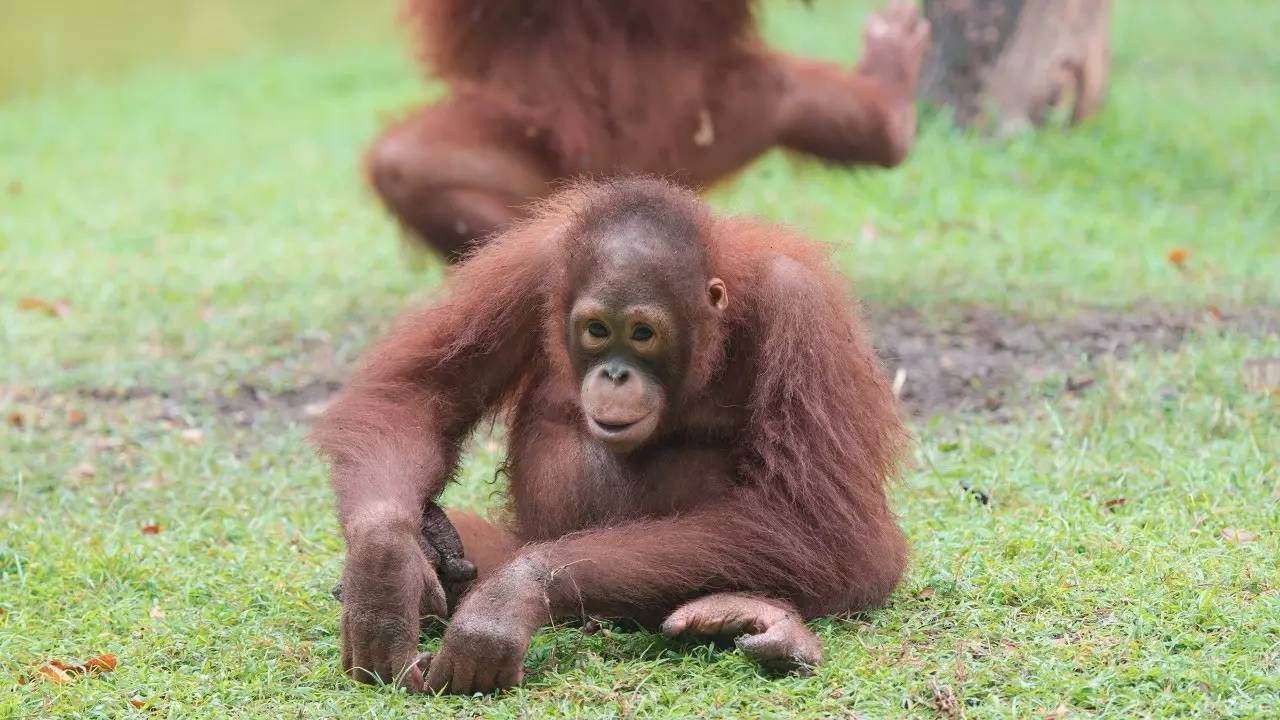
[927,680,962,720]
[1221,528,1257,544]
[129,696,146,708]
[81,654,118,672]
[17,297,72,318]
[1167,248,1188,266]
[65,408,86,426]
[27,653,118,684]
[7,412,24,428]
[142,523,161,535]
[36,664,73,684]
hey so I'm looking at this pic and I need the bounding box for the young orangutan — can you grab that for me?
[313,178,909,693]
[368,0,930,259]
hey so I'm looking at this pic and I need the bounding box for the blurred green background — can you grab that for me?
[0,1,392,100]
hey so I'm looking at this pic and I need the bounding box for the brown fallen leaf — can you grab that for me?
[1065,375,1096,393]
[82,653,117,672]
[7,412,23,428]
[17,297,72,318]
[927,680,962,720]
[142,523,161,535]
[66,408,87,426]
[1167,248,1189,266]
[1221,528,1257,544]
[129,696,146,709]
[1104,497,1127,511]
[1045,703,1069,719]
[918,586,936,599]
[29,653,117,684]
[37,663,73,684]
[71,462,97,479]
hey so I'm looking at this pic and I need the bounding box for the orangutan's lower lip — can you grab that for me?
[591,418,638,434]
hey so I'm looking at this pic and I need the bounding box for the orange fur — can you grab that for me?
[314,180,909,684]
[367,1,927,259]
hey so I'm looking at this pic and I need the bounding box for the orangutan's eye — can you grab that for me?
[587,321,610,339]
[631,325,654,342]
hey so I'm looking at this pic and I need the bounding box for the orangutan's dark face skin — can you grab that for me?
[568,237,728,454]
[572,299,670,452]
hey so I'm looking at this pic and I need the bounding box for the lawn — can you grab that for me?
[2,1,1278,718]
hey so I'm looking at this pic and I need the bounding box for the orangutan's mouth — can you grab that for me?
[591,418,638,434]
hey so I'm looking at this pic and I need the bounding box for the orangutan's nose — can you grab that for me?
[602,362,630,384]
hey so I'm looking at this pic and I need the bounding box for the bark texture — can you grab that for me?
[920,0,1111,133]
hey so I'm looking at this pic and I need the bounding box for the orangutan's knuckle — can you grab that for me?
[347,611,409,646]
[452,624,512,655]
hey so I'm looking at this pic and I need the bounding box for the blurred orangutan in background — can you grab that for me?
[368,0,930,260]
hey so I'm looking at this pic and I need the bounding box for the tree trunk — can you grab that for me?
[919,0,1111,134]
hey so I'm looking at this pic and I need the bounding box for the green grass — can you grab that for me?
[2,1,1279,717]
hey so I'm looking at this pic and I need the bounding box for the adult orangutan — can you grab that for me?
[368,0,930,259]
[313,178,908,693]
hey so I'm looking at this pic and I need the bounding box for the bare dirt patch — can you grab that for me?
[217,378,343,426]
[872,305,1280,417]
[216,303,1274,422]
[20,305,1277,429]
